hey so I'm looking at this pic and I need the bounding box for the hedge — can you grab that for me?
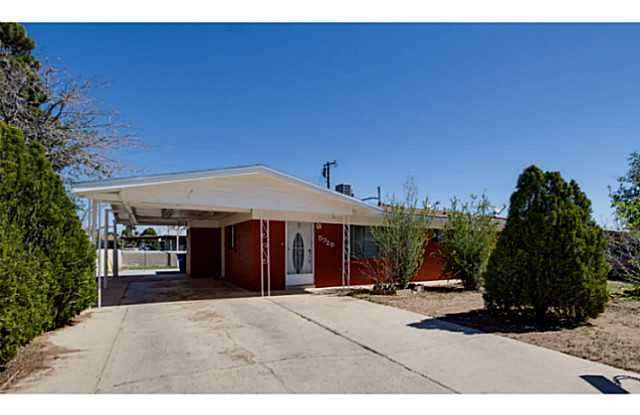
[0,122,95,367]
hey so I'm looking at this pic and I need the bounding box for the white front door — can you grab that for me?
[286,222,313,287]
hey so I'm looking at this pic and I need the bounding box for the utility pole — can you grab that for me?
[322,160,337,189]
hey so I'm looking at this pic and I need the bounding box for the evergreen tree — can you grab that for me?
[0,122,95,365]
[484,165,609,322]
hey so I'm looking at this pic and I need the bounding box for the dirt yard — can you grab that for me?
[0,312,90,392]
[353,281,640,374]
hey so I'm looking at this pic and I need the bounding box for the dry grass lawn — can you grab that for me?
[353,281,640,373]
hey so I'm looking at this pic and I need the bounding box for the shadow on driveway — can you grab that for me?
[101,273,308,307]
[580,375,629,394]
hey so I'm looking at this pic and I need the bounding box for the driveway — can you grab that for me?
[10,276,640,393]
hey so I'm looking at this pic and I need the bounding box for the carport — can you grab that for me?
[72,164,384,306]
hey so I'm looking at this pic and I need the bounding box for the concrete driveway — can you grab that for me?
[10,276,640,393]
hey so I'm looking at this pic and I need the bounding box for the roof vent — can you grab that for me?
[335,183,353,197]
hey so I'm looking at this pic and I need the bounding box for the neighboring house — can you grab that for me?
[73,165,460,292]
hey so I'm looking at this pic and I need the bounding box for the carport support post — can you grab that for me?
[260,219,271,297]
[95,202,102,308]
[103,208,110,289]
[87,199,94,242]
[342,217,351,287]
[113,216,119,279]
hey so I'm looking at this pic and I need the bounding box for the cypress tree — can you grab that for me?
[484,165,609,322]
[0,122,95,366]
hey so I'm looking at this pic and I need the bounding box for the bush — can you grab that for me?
[0,221,52,364]
[369,179,434,289]
[439,194,499,290]
[0,122,95,366]
[484,165,609,323]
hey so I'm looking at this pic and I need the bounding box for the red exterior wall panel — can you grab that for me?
[224,220,260,290]
[313,223,344,288]
[206,220,446,291]
[313,224,446,288]
[223,220,286,291]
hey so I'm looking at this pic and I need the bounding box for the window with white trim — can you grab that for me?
[350,225,379,258]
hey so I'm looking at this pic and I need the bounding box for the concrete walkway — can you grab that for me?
[10,283,640,393]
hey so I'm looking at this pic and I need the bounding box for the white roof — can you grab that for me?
[73,164,383,226]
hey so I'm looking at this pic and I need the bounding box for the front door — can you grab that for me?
[286,222,313,287]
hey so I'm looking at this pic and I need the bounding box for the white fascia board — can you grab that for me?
[72,164,383,216]
[72,164,266,194]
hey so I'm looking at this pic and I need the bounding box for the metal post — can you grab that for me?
[260,220,264,297]
[91,200,98,244]
[342,217,351,287]
[341,217,345,287]
[87,199,94,241]
[95,202,102,308]
[103,208,109,289]
[346,221,351,286]
[113,214,119,279]
[259,219,271,297]
[266,220,271,297]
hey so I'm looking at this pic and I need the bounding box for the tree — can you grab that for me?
[610,151,640,230]
[368,179,434,290]
[140,227,158,237]
[0,22,138,180]
[140,227,160,250]
[121,224,137,238]
[439,194,499,290]
[606,230,640,292]
[484,165,609,323]
[0,122,95,365]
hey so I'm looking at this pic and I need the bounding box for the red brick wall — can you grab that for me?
[313,224,446,288]
[223,220,285,291]
[416,240,446,281]
[220,220,446,290]
[224,220,260,290]
[189,227,221,278]
[313,223,344,288]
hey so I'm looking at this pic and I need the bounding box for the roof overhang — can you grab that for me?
[73,165,384,226]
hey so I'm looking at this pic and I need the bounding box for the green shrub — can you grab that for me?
[370,179,434,289]
[439,194,499,290]
[0,220,52,364]
[484,165,609,323]
[0,122,95,366]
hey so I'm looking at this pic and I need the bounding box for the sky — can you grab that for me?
[24,23,640,226]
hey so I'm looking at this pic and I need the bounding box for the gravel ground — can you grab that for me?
[354,282,640,374]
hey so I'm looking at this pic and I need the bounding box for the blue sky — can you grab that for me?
[24,23,640,225]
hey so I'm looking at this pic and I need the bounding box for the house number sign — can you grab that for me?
[318,235,335,248]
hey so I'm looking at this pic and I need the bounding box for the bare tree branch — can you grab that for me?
[0,56,141,180]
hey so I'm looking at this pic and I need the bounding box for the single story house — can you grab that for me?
[73,164,454,294]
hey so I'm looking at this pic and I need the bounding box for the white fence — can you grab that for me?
[96,249,186,273]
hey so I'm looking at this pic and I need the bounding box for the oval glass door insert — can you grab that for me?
[292,232,304,273]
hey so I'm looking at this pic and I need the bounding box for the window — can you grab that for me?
[230,225,236,250]
[350,225,379,258]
